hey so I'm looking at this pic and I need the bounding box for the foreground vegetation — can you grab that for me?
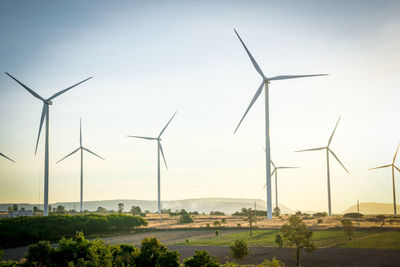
[0,232,284,267]
[176,228,400,249]
[0,214,147,249]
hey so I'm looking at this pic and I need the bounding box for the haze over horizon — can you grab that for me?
[1,0,400,214]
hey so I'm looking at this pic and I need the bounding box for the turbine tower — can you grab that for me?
[295,117,349,216]
[369,143,400,216]
[0,153,15,163]
[127,111,177,223]
[6,72,92,216]
[233,29,327,219]
[56,119,105,213]
[264,160,298,210]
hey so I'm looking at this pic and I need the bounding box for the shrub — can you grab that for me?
[273,207,281,217]
[259,257,285,267]
[183,250,220,267]
[210,211,225,216]
[341,219,355,240]
[134,237,180,267]
[230,239,249,262]
[275,234,283,248]
[317,219,323,224]
[178,213,194,224]
[312,212,327,218]
[237,223,241,228]
[213,221,221,227]
[343,212,363,219]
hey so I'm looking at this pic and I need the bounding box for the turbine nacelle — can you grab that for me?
[45,100,53,105]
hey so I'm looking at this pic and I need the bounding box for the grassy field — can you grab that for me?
[174,229,400,249]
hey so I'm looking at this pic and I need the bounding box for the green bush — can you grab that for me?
[136,237,180,267]
[0,214,147,248]
[19,233,180,267]
[275,234,283,248]
[183,250,220,267]
[343,212,363,219]
[313,212,328,218]
[230,239,249,262]
[178,213,194,224]
[317,219,323,224]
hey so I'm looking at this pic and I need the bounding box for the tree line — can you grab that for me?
[0,214,147,249]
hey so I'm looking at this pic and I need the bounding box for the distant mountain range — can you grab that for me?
[342,202,399,215]
[0,198,293,214]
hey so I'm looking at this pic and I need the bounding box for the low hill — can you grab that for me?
[0,198,294,215]
[342,202,399,215]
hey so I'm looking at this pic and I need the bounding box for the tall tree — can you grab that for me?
[280,215,315,266]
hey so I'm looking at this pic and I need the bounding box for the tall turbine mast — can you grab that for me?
[6,72,92,216]
[265,160,298,210]
[369,143,400,216]
[57,119,105,213]
[127,111,177,223]
[233,29,327,219]
[295,117,349,216]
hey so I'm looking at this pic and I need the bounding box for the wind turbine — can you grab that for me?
[369,143,400,216]
[295,117,349,216]
[56,119,105,213]
[233,29,327,219]
[5,72,92,216]
[127,111,177,223]
[264,160,298,210]
[0,153,15,163]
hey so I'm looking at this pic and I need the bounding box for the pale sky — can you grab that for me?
[0,0,400,213]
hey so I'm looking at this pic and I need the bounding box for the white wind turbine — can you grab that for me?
[233,29,327,219]
[264,160,298,211]
[56,119,105,213]
[295,117,349,216]
[369,143,400,216]
[0,153,15,163]
[5,72,92,216]
[127,111,177,223]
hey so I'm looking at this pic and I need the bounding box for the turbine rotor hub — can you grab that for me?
[46,100,53,105]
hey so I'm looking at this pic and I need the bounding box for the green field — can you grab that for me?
[175,229,400,249]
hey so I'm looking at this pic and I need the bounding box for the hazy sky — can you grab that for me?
[1,0,400,213]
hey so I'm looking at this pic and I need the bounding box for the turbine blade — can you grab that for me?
[277,167,299,169]
[268,74,328,81]
[329,149,349,174]
[5,72,44,100]
[158,111,177,138]
[80,119,82,147]
[126,135,157,140]
[159,142,168,169]
[271,160,276,168]
[394,165,400,173]
[83,147,105,160]
[234,81,264,134]
[328,117,341,147]
[0,153,15,163]
[56,147,80,164]
[35,103,47,155]
[393,142,400,163]
[295,147,326,152]
[48,77,92,100]
[234,29,266,79]
[369,164,392,170]
[263,183,266,189]
[271,169,276,176]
